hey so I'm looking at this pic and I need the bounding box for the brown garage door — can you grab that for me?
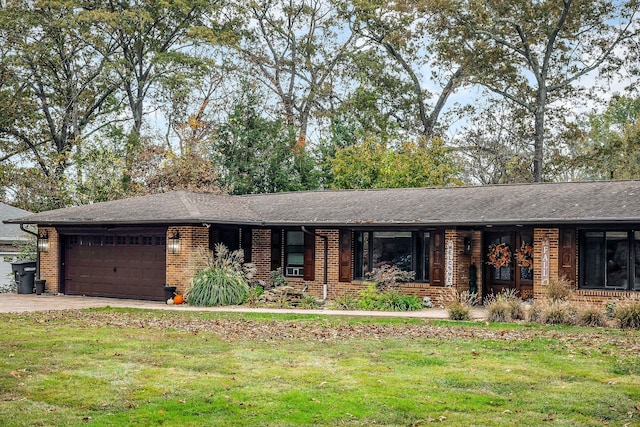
[64,233,166,301]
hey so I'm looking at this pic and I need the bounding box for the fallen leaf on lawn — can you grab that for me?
[10,370,20,377]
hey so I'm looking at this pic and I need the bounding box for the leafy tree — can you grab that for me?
[578,96,640,179]
[427,0,639,182]
[344,0,466,141]
[232,0,355,144]
[456,101,534,184]
[0,1,119,210]
[212,84,318,195]
[330,137,461,189]
[85,0,224,192]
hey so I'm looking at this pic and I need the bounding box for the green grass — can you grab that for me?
[0,309,638,426]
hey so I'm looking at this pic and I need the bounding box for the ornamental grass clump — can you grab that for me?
[186,244,255,307]
[440,287,477,321]
[545,276,573,302]
[485,289,524,322]
[615,298,640,329]
[575,304,607,327]
[529,300,578,325]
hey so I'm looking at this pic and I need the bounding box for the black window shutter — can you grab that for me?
[241,228,252,262]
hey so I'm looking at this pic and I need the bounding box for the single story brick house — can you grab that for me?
[4,180,640,304]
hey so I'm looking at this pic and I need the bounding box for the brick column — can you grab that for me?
[533,228,559,299]
[38,226,60,293]
[252,229,272,285]
[445,229,483,299]
[166,226,209,295]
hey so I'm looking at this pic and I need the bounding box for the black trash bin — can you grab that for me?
[11,261,37,294]
[35,279,46,295]
[163,286,177,303]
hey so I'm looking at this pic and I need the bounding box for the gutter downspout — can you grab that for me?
[301,226,328,301]
[20,224,40,280]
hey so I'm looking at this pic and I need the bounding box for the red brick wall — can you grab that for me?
[278,228,459,302]
[251,229,272,284]
[166,226,209,296]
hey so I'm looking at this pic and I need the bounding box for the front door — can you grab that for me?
[484,230,534,299]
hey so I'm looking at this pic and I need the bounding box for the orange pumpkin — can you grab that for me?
[173,294,184,305]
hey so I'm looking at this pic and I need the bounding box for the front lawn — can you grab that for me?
[0,309,639,426]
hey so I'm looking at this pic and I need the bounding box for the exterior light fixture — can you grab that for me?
[37,231,49,252]
[463,237,472,255]
[168,231,181,254]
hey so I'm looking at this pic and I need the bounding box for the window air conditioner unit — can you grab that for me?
[286,267,303,277]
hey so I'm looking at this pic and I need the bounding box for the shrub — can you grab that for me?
[576,305,607,327]
[365,264,415,292]
[615,299,640,329]
[545,276,573,302]
[485,289,524,322]
[330,294,359,310]
[269,268,288,288]
[356,283,423,311]
[0,279,16,294]
[379,291,422,311]
[356,283,380,311]
[186,244,251,307]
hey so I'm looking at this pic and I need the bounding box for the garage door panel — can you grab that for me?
[65,233,166,301]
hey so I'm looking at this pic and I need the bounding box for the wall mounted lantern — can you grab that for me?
[463,237,472,255]
[37,231,49,252]
[168,231,181,254]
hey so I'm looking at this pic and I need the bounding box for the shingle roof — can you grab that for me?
[0,203,30,241]
[4,180,640,227]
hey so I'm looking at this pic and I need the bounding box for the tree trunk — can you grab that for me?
[533,90,547,182]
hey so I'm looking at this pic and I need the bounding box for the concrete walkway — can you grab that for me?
[0,293,487,320]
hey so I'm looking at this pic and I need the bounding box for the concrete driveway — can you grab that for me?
[0,293,487,320]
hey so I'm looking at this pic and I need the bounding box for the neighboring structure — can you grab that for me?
[0,203,31,288]
[4,181,640,304]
